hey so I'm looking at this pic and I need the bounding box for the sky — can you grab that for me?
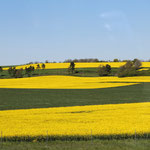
[0,0,150,65]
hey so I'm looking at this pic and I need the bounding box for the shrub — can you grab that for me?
[8,67,23,78]
[15,69,23,78]
[8,67,16,77]
[98,64,111,76]
[117,59,141,77]
[118,68,137,77]
[25,66,35,77]
[133,59,142,70]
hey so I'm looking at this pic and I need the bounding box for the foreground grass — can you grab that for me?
[1,139,150,150]
[0,83,150,110]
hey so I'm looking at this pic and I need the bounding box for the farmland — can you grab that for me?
[3,62,150,70]
[1,62,150,79]
[0,102,150,139]
[0,62,150,150]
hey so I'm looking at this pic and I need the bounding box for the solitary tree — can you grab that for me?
[42,63,46,69]
[106,64,111,73]
[36,64,40,69]
[68,61,75,74]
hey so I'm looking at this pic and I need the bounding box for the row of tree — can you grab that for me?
[69,59,142,77]
[0,59,144,78]
[7,64,46,78]
[26,58,146,64]
[98,59,142,77]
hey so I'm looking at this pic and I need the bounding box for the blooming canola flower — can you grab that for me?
[3,62,150,70]
[0,102,150,137]
[0,75,143,89]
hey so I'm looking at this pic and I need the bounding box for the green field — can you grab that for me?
[0,83,150,110]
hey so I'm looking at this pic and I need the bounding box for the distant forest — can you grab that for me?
[26,58,149,65]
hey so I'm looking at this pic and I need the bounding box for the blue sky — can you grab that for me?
[0,0,150,65]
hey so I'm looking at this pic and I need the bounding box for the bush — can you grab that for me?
[8,67,16,77]
[15,69,23,78]
[8,67,23,78]
[25,66,35,77]
[133,59,142,70]
[117,59,142,77]
[98,64,111,76]
[118,68,137,77]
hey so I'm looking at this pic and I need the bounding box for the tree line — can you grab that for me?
[0,59,146,78]
[6,63,46,78]
[69,59,143,77]
[25,58,150,64]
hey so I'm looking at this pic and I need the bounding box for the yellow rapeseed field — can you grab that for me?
[138,68,149,71]
[0,102,149,137]
[0,75,142,89]
[3,62,150,70]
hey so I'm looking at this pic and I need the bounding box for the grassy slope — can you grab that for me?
[1,139,150,150]
[0,83,150,110]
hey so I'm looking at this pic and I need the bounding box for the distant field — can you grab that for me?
[3,62,150,70]
[2,62,126,70]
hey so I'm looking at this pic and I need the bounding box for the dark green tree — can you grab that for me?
[36,64,40,69]
[42,63,46,69]
[106,64,111,73]
[98,64,111,76]
[118,60,139,77]
[113,59,119,62]
[25,66,35,77]
[133,59,142,70]
[68,62,75,74]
